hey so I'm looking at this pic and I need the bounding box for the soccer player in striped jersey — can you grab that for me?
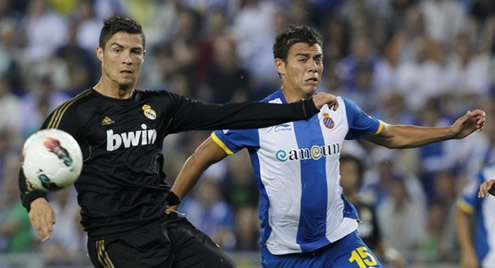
[169,25,486,267]
[460,166,495,268]
[19,17,342,268]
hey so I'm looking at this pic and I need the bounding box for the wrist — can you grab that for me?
[165,191,181,206]
[447,126,458,139]
[23,192,48,211]
[30,197,48,209]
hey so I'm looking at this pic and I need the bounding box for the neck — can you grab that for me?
[93,77,134,99]
[281,85,312,103]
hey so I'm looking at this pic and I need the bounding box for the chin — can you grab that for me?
[118,83,131,90]
[304,87,318,95]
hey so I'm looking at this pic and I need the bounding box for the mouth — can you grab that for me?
[120,70,133,75]
[305,77,319,84]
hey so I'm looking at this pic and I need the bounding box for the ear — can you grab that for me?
[96,47,103,62]
[275,58,286,76]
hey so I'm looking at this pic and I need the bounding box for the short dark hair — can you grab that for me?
[273,25,322,61]
[99,16,145,49]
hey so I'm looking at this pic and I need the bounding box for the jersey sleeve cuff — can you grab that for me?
[165,191,181,206]
[456,199,473,214]
[22,191,48,212]
[211,132,234,155]
[373,120,384,135]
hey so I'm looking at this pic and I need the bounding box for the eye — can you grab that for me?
[298,58,308,63]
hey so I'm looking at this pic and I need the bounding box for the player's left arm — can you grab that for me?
[365,110,486,149]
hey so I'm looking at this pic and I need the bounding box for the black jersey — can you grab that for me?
[19,89,319,238]
[355,200,381,250]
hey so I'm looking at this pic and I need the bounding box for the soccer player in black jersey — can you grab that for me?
[18,17,340,267]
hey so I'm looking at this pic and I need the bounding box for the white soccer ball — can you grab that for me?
[22,129,83,192]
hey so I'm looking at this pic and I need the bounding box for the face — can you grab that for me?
[276,42,323,98]
[96,32,145,90]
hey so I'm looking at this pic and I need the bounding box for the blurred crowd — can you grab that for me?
[0,0,495,266]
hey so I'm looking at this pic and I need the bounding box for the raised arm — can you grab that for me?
[365,109,486,149]
[167,92,339,133]
[167,137,229,212]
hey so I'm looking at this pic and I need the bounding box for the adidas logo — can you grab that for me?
[101,116,115,125]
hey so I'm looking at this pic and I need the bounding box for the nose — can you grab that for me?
[307,59,318,73]
[122,52,132,65]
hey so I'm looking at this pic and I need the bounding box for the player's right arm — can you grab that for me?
[167,137,228,212]
[19,93,84,241]
[18,111,59,241]
[18,139,56,241]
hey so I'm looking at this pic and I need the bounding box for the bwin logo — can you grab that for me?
[275,144,340,162]
[106,124,157,151]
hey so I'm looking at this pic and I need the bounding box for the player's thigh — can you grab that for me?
[87,224,173,268]
[332,231,382,268]
[165,213,236,268]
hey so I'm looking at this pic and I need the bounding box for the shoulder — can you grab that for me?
[48,90,94,117]
[136,89,188,104]
[59,89,95,108]
[42,89,95,129]
[136,89,172,96]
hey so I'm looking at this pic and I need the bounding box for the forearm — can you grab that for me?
[171,154,209,200]
[171,98,318,132]
[369,124,455,149]
[18,168,47,211]
[455,208,475,255]
[171,138,227,200]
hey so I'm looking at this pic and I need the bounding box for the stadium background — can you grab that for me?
[0,0,494,267]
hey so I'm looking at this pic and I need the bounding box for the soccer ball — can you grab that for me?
[22,129,83,192]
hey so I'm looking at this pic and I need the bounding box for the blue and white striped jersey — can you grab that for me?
[212,90,383,255]
[458,165,495,266]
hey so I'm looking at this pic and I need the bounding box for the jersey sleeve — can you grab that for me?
[343,97,383,140]
[457,171,484,214]
[19,99,82,211]
[165,92,318,133]
[211,128,260,155]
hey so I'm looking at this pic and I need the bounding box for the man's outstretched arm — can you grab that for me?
[168,92,339,133]
[365,109,486,149]
[167,137,229,212]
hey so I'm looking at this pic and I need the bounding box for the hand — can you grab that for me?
[450,109,486,139]
[479,179,495,198]
[312,93,339,111]
[165,204,179,214]
[29,198,56,241]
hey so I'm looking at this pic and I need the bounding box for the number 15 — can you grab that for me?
[348,246,377,267]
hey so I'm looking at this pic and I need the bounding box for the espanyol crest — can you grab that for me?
[322,113,334,129]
